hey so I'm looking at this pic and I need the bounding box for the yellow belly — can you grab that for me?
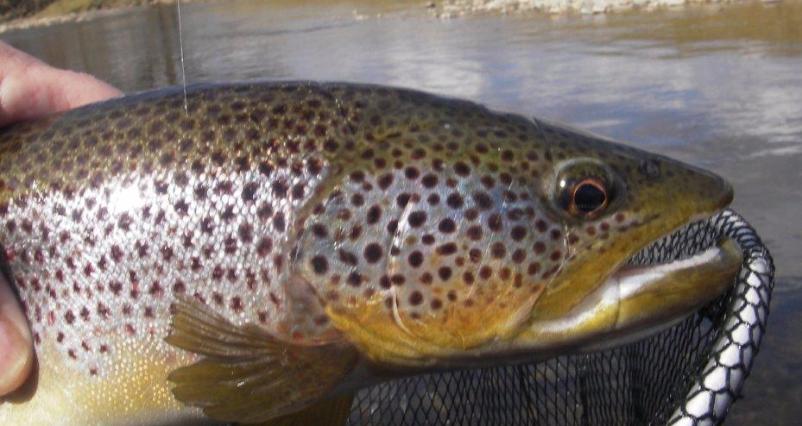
[0,339,215,425]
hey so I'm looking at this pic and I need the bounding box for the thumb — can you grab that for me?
[0,273,32,396]
[0,41,122,127]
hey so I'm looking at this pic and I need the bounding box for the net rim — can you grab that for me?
[668,209,774,425]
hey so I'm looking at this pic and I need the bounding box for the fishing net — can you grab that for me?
[347,209,774,426]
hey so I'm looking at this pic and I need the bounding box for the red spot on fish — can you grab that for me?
[97,256,108,271]
[33,249,45,264]
[4,248,15,262]
[231,297,243,312]
[159,245,174,262]
[212,265,224,281]
[110,245,124,263]
[246,269,257,290]
[136,242,149,258]
[97,303,110,318]
[149,281,164,297]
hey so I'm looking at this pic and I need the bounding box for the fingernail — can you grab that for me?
[0,284,33,395]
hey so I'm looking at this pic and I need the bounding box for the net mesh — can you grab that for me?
[346,209,774,426]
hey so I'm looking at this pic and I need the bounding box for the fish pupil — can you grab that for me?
[573,181,606,213]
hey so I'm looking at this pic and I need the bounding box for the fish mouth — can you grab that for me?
[588,225,741,348]
[516,211,742,354]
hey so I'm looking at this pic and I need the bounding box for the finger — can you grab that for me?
[0,41,122,127]
[45,68,123,111]
[0,273,33,396]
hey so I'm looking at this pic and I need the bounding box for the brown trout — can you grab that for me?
[0,82,740,425]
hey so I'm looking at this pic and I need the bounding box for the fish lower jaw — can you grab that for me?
[555,235,739,346]
[613,232,732,300]
[498,232,740,360]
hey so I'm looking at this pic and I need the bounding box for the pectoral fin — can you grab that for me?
[165,296,358,424]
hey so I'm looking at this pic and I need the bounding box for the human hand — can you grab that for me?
[0,40,122,396]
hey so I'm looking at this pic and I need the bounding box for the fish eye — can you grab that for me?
[567,178,608,216]
[553,159,619,220]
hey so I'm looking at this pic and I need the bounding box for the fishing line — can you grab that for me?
[176,0,188,114]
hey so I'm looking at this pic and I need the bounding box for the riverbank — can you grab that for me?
[0,0,793,34]
[434,0,782,16]
[0,0,195,33]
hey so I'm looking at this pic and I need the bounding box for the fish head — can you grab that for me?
[499,121,738,359]
[296,98,737,369]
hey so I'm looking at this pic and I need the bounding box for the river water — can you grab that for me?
[1,0,801,423]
